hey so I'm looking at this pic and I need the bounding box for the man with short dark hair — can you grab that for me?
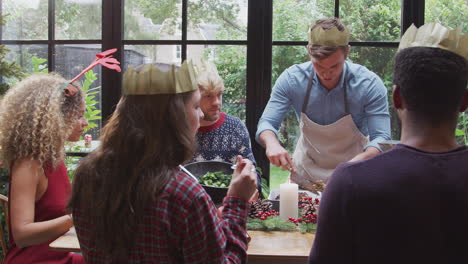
[308,23,468,263]
[256,18,391,192]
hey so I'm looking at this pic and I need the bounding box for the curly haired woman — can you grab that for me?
[0,73,86,264]
[69,62,257,263]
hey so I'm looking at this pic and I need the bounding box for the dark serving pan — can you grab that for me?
[184,161,233,205]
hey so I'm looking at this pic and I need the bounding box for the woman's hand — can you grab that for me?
[226,155,258,202]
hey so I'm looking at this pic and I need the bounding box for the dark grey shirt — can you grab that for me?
[309,144,468,264]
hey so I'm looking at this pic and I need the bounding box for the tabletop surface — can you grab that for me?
[50,228,315,263]
[65,140,100,156]
[247,230,314,256]
[49,228,81,253]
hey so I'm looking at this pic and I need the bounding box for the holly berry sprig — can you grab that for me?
[256,209,280,220]
[287,214,317,225]
[299,197,320,204]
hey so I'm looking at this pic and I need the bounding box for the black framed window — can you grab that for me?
[1,0,103,140]
[121,0,249,123]
[3,0,464,182]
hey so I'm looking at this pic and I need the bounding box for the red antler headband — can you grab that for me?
[62,48,121,97]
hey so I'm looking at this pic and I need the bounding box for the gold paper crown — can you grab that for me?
[193,59,219,76]
[308,25,350,46]
[398,23,468,60]
[122,60,198,95]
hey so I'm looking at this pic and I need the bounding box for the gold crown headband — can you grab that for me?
[308,25,350,46]
[399,23,468,60]
[193,59,219,76]
[122,60,198,95]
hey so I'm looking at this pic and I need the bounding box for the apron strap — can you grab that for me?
[302,63,349,115]
[301,66,315,113]
[343,74,349,114]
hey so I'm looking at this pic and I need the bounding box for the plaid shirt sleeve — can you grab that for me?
[181,194,249,264]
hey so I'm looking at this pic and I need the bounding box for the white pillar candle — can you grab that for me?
[279,183,298,221]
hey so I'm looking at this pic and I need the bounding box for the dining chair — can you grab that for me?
[0,194,8,263]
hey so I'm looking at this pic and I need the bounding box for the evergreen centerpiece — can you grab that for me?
[247,197,320,233]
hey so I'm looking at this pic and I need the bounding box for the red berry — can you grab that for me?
[260,216,266,220]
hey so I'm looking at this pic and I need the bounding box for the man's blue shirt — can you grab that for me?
[256,61,391,151]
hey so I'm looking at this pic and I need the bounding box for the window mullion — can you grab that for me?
[401,0,425,35]
[48,0,55,72]
[247,0,273,182]
[181,0,188,63]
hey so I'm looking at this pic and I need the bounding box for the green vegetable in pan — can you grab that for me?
[199,171,231,188]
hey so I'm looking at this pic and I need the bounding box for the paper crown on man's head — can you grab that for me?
[398,23,468,60]
[192,59,219,76]
[308,25,350,46]
[122,60,198,95]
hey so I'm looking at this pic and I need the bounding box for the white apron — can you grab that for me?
[290,69,368,193]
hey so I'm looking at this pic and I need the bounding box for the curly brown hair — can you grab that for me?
[0,73,84,168]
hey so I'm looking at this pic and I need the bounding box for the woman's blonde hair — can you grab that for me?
[197,71,225,93]
[0,73,84,168]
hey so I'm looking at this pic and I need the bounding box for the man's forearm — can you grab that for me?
[258,130,280,149]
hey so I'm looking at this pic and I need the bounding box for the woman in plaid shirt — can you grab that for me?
[69,61,257,263]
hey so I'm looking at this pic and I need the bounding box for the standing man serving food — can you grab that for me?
[256,18,391,192]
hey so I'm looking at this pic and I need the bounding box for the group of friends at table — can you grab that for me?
[0,17,466,263]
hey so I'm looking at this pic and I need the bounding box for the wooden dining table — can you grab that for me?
[50,228,315,264]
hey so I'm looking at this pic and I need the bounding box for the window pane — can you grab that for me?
[349,46,399,139]
[4,44,48,74]
[187,0,247,40]
[124,0,182,40]
[269,46,307,159]
[272,46,308,84]
[270,45,308,191]
[55,44,103,139]
[273,0,334,41]
[55,0,102,40]
[123,45,182,71]
[340,0,401,42]
[425,0,468,32]
[187,45,246,122]
[0,45,48,94]
[2,0,48,40]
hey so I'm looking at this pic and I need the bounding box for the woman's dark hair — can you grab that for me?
[69,90,196,258]
[393,47,467,122]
